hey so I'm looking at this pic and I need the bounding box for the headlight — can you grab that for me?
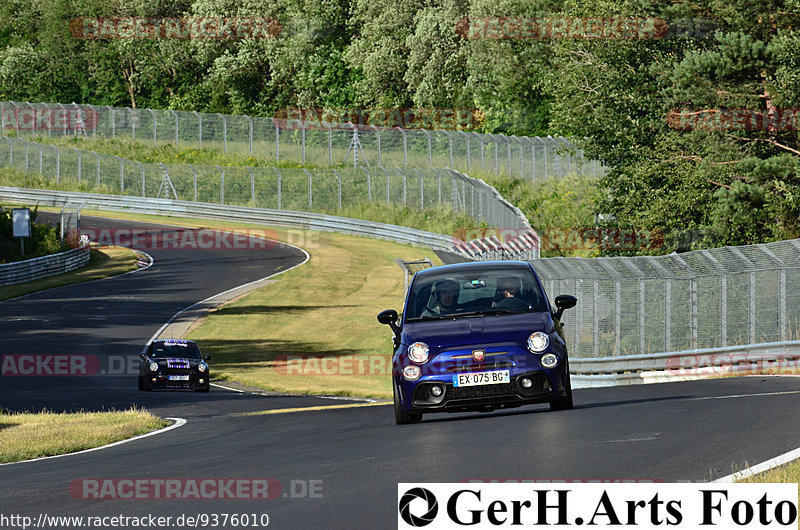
[198,363,207,372]
[149,362,159,372]
[403,365,421,381]
[407,342,430,364]
[527,332,549,353]
[541,353,558,368]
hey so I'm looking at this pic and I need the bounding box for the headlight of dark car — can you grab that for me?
[149,362,159,372]
[408,342,430,364]
[197,363,207,372]
[527,332,549,353]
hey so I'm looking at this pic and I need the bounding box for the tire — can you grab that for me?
[139,375,152,392]
[393,382,422,425]
[549,360,573,411]
[137,375,144,391]
[195,384,210,393]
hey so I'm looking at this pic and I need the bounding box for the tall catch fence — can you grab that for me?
[532,241,800,358]
[0,136,530,233]
[0,101,608,181]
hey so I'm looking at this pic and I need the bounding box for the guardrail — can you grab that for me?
[0,187,462,250]
[570,340,800,387]
[0,244,90,286]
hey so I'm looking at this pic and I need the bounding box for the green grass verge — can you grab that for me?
[0,408,168,463]
[0,245,139,302]
[736,460,800,483]
[188,230,440,399]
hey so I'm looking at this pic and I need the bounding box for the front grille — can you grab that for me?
[448,382,517,400]
[447,361,513,373]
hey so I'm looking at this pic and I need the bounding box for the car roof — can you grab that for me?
[414,260,534,279]
[152,339,198,345]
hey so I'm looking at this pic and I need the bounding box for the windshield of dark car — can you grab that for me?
[148,342,202,359]
[405,267,548,321]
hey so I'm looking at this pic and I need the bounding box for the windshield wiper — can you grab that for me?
[406,314,452,322]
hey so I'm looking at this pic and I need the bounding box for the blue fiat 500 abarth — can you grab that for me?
[378,261,576,424]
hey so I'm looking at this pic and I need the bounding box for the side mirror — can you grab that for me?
[553,294,577,321]
[377,309,398,326]
[377,309,401,345]
[204,354,212,361]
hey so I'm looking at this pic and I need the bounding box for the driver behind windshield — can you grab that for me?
[421,279,461,317]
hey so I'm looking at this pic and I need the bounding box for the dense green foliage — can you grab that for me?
[2,0,800,252]
[0,206,65,262]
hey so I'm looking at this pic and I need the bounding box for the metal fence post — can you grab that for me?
[117,155,123,192]
[398,127,407,167]
[131,108,136,140]
[248,167,255,205]
[138,161,145,197]
[218,165,224,204]
[374,126,381,167]
[493,137,498,174]
[638,279,645,354]
[171,110,179,145]
[247,116,253,155]
[274,167,282,209]
[194,111,201,147]
[190,164,197,202]
[111,107,116,138]
[592,279,599,356]
[614,281,621,355]
[275,121,279,161]
[326,123,333,166]
[301,126,306,163]
[333,169,342,209]
[95,153,100,186]
[690,278,698,349]
[222,114,228,154]
[149,109,156,147]
[76,148,81,183]
[304,169,312,208]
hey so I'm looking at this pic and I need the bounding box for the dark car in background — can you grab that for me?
[378,261,576,424]
[138,339,211,392]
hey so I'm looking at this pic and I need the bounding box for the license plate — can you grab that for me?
[453,370,510,387]
[168,375,189,381]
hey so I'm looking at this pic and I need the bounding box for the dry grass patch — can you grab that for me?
[0,408,168,463]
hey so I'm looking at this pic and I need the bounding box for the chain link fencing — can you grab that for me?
[0,101,608,181]
[531,241,800,358]
[0,136,530,232]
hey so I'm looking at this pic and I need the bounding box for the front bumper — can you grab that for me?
[146,371,209,390]
[394,346,568,413]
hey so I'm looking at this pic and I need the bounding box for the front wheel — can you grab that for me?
[393,382,422,425]
[549,360,573,411]
[138,375,151,391]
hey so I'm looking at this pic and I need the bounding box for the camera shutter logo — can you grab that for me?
[399,487,438,527]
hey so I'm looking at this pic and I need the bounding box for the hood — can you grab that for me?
[402,312,552,349]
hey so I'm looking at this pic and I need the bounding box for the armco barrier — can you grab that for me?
[0,244,90,286]
[0,187,459,250]
[570,340,800,388]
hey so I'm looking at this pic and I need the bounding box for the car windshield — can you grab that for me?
[405,266,548,321]
[148,342,202,359]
